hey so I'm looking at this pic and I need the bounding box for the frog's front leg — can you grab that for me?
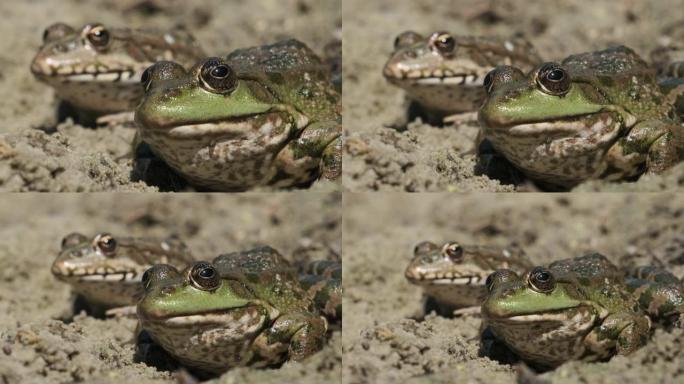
[257,312,328,361]
[625,266,684,318]
[622,120,681,173]
[275,121,341,182]
[299,260,342,321]
[585,311,650,357]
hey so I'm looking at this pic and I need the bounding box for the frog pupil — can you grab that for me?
[211,66,229,78]
[547,69,564,81]
[199,267,215,279]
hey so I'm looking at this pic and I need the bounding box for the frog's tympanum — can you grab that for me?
[134,39,342,191]
[405,241,533,314]
[479,46,683,188]
[383,31,541,121]
[137,246,329,373]
[482,253,684,368]
[51,232,194,309]
[31,22,205,115]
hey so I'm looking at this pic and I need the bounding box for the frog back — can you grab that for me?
[212,246,313,312]
[562,46,670,119]
[225,39,340,121]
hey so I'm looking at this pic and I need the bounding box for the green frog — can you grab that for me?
[31,22,205,117]
[482,253,684,368]
[383,31,541,122]
[137,246,328,373]
[51,232,194,310]
[478,46,683,188]
[405,241,533,315]
[134,39,342,191]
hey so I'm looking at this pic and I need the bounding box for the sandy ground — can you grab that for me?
[343,193,684,383]
[0,0,340,192]
[0,193,341,383]
[342,0,684,192]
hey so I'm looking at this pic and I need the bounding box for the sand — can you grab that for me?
[342,0,684,192]
[0,192,341,383]
[0,0,341,192]
[343,193,684,383]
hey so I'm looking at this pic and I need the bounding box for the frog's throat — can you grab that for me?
[493,109,636,138]
[143,105,309,140]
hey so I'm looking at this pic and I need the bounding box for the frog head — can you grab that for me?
[51,232,192,307]
[383,31,541,114]
[135,57,308,139]
[31,22,204,113]
[481,267,600,367]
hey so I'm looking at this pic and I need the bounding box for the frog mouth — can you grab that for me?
[31,62,139,84]
[406,271,486,286]
[386,70,482,87]
[52,265,139,282]
[142,306,266,328]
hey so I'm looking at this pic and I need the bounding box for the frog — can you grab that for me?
[298,259,342,321]
[30,22,205,122]
[137,246,328,373]
[383,31,541,123]
[478,46,683,189]
[405,241,533,316]
[134,39,342,191]
[51,232,195,311]
[481,253,684,368]
[651,43,684,117]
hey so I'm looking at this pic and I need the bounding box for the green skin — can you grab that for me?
[404,241,533,315]
[30,22,205,115]
[135,39,341,191]
[479,46,683,188]
[482,253,684,368]
[51,232,194,309]
[137,246,329,373]
[383,31,541,121]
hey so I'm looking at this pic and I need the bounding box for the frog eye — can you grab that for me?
[141,61,187,91]
[189,262,220,291]
[528,267,555,293]
[483,66,525,94]
[443,242,463,262]
[142,269,152,290]
[43,23,75,43]
[140,67,153,91]
[536,63,570,96]
[483,70,495,93]
[61,232,88,249]
[486,269,518,292]
[199,58,237,94]
[85,24,111,49]
[413,241,439,255]
[394,31,423,49]
[430,32,456,55]
[95,233,118,257]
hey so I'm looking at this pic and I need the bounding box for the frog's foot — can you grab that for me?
[96,111,136,127]
[443,111,479,125]
[261,312,328,361]
[105,305,138,318]
[623,120,681,174]
[625,266,684,318]
[320,136,342,181]
[586,312,651,356]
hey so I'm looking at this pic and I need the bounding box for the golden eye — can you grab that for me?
[189,262,220,291]
[95,233,117,257]
[86,24,111,49]
[528,267,556,293]
[485,269,519,292]
[444,242,463,262]
[199,58,237,94]
[536,63,570,96]
[431,32,456,55]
